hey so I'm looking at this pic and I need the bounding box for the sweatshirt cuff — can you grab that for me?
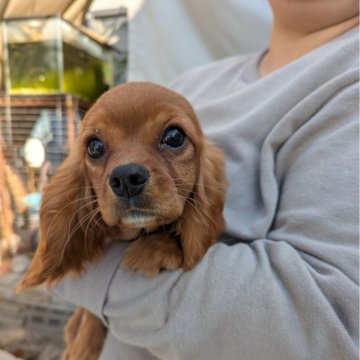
[52,242,128,324]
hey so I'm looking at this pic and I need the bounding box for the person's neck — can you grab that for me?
[259,16,359,77]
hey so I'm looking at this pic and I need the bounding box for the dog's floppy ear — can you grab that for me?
[178,140,226,270]
[18,147,105,291]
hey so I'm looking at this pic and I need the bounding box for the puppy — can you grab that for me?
[18,82,226,359]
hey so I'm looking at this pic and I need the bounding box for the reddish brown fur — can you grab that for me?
[17,82,226,359]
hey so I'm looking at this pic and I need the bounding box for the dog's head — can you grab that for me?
[82,82,205,231]
[19,82,226,290]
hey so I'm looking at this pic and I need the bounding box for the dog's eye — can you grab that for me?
[87,138,105,159]
[161,127,185,148]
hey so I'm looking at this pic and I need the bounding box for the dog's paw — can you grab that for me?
[122,233,183,277]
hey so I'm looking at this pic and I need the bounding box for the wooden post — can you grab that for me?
[0,117,14,262]
[66,94,75,147]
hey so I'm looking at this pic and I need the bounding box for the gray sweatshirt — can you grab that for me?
[55,28,359,360]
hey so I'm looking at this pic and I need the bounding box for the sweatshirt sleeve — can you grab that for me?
[54,84,359,360]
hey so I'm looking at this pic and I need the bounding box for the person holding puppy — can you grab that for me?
[55,1,359,359]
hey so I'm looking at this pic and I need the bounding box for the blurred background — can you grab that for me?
[0,0,271,358]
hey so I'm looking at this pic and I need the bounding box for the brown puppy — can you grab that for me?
[18,82,226,359]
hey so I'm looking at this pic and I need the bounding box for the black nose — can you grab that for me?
[109,163,149,198]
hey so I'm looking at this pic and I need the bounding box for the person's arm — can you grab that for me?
[55,84,358,360]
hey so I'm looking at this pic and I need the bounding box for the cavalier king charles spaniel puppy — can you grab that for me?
[18,82,226,359]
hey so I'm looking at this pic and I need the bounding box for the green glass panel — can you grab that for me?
[7,40,60,94]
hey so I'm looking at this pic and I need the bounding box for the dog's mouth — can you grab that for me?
[106,209,170,241]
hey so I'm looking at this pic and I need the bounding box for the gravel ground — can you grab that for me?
[0,268,74,360]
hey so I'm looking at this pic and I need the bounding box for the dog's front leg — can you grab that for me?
[62,308,106,360]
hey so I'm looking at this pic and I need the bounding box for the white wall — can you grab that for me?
[92,0,272,85]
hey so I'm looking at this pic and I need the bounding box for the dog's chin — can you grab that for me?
[103,202,183,239]
[121,210,158,229]
[105,210,161,240]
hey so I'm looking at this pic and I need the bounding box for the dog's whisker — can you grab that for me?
[83,209,102,256]
[65,200,99,240]
[184,201,219,229]
[45,197,98,246]
[46,195,97,215]
[59,207,100,265]
[173,179,224,194]
[58,199,98,254]
[94,216,106,230]
[175,193,219,229]
[172,187,223,210]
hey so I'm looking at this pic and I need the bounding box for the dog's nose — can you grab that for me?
[109,163,149,198]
